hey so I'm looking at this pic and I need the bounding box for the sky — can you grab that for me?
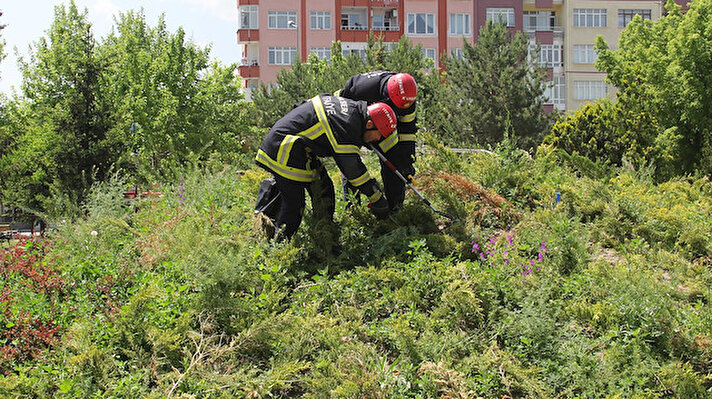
[0,0,240,96]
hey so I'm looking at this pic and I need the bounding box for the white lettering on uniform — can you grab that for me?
[362,72,380,78]
[339,98,349,115]
[323,97,337,115]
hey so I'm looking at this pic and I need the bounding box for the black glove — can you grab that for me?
[402,163,416,183]
[370,196,390,220]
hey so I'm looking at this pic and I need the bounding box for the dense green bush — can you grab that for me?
[2,144,711,397]
[545,97,663,178]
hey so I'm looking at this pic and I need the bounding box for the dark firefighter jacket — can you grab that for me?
[255,94,386,204]
[335,71,417,155]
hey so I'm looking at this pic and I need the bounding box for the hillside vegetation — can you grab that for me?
[2,1,712,397]
[2,143,711,398]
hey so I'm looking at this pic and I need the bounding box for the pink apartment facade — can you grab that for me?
[236,0,689,111]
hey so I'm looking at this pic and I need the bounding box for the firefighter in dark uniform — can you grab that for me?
[335,71,418,211]
[255,94,398,242]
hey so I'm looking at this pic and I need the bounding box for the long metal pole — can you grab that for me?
[367,144,454,220]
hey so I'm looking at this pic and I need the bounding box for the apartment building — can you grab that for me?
[236,0,687,110]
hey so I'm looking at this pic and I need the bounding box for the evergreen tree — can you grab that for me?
[252,35,431,128]
[435,21,552,149]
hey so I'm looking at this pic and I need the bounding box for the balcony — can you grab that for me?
[238,63,260,78]
[525,26,563,41]
[237,29,259,43]
[372,7,399,32]
[523,0,563,6]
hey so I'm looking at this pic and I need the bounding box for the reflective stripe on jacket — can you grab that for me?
[255,94,384,201]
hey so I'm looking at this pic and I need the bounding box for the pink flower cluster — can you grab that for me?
[471,233,548,278]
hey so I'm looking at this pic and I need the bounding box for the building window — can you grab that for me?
[373,9,398,31]
[342,48,367,60]
[421,48,437,66]
[523,11,556,31]
[532,44,563,68]
[618,9,652,27]
[239,6,258,30]
[407,13,435,35]
[268,47,297,65]
[573,45,598,64]
[486,8,515,27]
[310,47,331,62]
[573,80,607,100]
[451,48,465,61]
[268,11,297,29]
[544,76,566,107]
[422,48,436,61]
[310,11,331,30]
[341,12,366,30]
[449,13,471,36]
[573,9,607,27]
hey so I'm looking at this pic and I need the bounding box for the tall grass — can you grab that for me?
[1,147,710,397]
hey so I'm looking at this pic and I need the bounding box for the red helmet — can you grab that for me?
[367,102,397,138]
[386,73,417,109]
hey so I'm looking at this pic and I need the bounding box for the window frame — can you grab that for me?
[407,13,435,35]
[573,80,608,100]
[618,9,652,28]
[573,9,607,28]
[523,11,556,32]
[310,11,331,30]
[543,76,566,106]
[486,8,515,27]
[239,5,258,30]
[268,11,297,30]
[449,13,471,36]
[309,47,332,62]
[268,46,297,65]
[573,44,598,64]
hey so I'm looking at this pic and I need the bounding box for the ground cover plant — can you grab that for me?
[0,143,710,398]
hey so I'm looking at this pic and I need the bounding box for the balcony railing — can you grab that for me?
[372,25,399,31]
[341,24,369,30]
[525,26,564,39]
[524,25,563,33]
[238,64,260,78]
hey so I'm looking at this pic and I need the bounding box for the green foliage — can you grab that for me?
[0,10,5,72]
[3,144,712,397]
[100,10,257,179]
[545,97,663,177]
[252,36,432,129]
[0,2,256,216]
[7,1,110,214]
[433,21,553,149]
[593,0,712,178]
